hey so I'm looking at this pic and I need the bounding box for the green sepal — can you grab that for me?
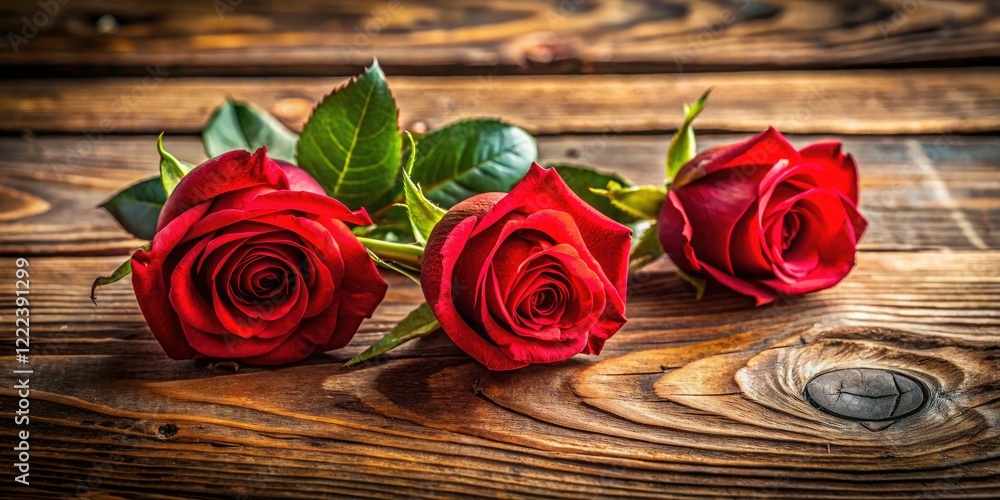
[628,222,664,271]
[401,132,447,245]
[590,182,666,220]
[548,164,639,226]
[158,133,195,195]
[666,88,712,182]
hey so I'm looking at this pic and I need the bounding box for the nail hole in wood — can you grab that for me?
[804,368,927,422]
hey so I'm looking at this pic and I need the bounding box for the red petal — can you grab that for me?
[658,191,701,274]
[699,260,778,306]
[314,218,387,352]
[670,168,765,275]
[179,320,299,361]
[276,161,326,195]
[799,142,860,204]
[168,236,228,335]
[425,216,529,371]
[248,190,373,226]
[673,127,799,188]
[475,164,631,304]
[158,147,288,231]
[131,201,213,360]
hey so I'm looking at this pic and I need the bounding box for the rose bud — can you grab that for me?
[658,127,867,305]
[131,147,387,365]
[421,164,631,371]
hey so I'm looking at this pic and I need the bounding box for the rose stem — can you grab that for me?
[357,237,425,268]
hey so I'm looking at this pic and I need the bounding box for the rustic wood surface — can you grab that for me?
[3,70,1000,135]
[1,0,998,497]
[1,135,997,256]
[1,0,997,75]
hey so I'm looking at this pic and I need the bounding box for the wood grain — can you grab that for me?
[1,251,997,498]
[1,0,997,497]
[1,134,996,256]
[0,0,997,76]
[2,69,999,135]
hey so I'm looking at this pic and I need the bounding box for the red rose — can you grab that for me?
[421,164,631,370]
[131,147,387,365]
[658,127,867,305]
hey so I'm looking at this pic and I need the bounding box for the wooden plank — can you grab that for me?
[1,251,998,498]
[1,134,996,256]
[0,0,997,76]
[1,69,999,135]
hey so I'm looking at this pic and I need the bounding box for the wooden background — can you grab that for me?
[1,0,999,497]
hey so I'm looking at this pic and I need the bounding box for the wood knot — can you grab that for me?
[156,423,179,439]
[804,368,926,422]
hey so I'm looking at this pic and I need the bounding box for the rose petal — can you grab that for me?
[482,210,623,346]
[671,167,767,274]
[276,161,326,195]
[799,142,860,204]
[673,127,799,188]
[179,320,299,361]
[214,246,308,339]
[426,216,530,371]
[699,260,779,306]
[132,201,213,359]
[248,190,373,226]
[658,190,702,274]
[158,147,288,231]
[311,217,387,351]
[728,205,772,277]
[474,164,631,304]
[168,236,228,335]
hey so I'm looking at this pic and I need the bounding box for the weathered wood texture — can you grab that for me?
[1,135,996,256]
[0,0,997,76]
[1,0,999,497]
[2,69,1000,135]
[1,250,998,498]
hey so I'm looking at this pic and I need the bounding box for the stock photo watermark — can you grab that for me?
[878,0,930,40]
[12,258,32,486]
[48,65,169,174]
[6,0,69,54]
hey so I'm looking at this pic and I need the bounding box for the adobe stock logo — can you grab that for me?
[6,0,70,54]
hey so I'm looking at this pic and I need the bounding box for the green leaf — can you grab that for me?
[158,133,195,195]
[90,243,150,304]
[409,119,537,208]
[101,177,167,240]
[628,222,664,271]
[297,60,401,209]
[401,132,447,245]
[548,164,639,226]
[343,303,440,368]
[203,99,299,163]
[590,182,666,220]
[666,88,712,182]
[676,268,707,301]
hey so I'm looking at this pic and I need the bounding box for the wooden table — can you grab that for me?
[1,0,999,497]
